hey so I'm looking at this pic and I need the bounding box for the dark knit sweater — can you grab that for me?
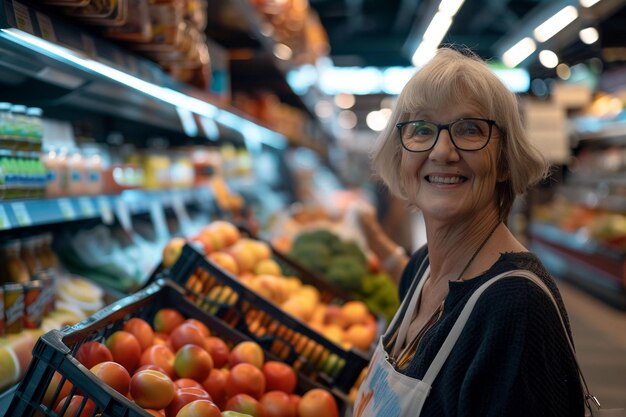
[384,246,585,417]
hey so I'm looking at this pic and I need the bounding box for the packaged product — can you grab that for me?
[65,0,129,26]
[3,283,24,334]
[105,0,152,41]
[2,241,30,284]
[23,280,44,329]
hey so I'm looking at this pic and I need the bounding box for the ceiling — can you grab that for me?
[308,0,626,78]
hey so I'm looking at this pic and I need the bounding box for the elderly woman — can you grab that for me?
[354,48,585,417]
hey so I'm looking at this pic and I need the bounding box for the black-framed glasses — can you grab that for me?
[396,118,497,152]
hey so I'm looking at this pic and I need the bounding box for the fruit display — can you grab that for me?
[164,245,371,393]
[5,281,344,417]
[533,197,626,251]
[288,229,399,323]
[163,220,379,352]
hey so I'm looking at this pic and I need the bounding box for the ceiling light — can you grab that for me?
[502,37,536,68]
[580,0,601,7]
[273,43,293,60]
[412,40,438,68]
[539,50,559,68]
[439,0,465,17]
[533,6,578,43]
[366,110,388,132]
[338,110,358,129]
[579,27,599,44]
[334,93,355,109]
[423,12,453,45]
[556,63,571,80]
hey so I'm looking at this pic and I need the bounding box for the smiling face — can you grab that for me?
[400,100,502,224]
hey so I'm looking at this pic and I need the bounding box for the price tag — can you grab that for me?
[58,198,76,220]
[13,1,34,34]
[172,193,192,234]
[78,197,96,217]
[149,200,169,241]
[0,205,12,230]
[36,12,57,42]
[115,199,132,232]
[98,197,113,225]
[11,202,32,227]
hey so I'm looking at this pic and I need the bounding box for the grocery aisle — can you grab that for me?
[557,280,626,409]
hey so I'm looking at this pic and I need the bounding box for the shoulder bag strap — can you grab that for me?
[421,269,604,413]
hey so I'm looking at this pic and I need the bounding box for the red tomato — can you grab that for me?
[140,344,175,378]
[226,363,266,400]
[183,319,210,337]
[90,361,131,396]
[105,331,141,373]
[153,309,185,334]
[130,370,175,410]
[75,341,113,370]
[203,337,229,369]
[261,391,296,417]
[175,399,221,417]
[54,395,97,417]
[298,389,339,417]
[170,323,206,352]
[262,361,297,394]
[173,344,213,382]
[202,369,228,410]
[123,318,155,351]
[174,378,203,389]
[225,393,267,417]
[166,387,212,417]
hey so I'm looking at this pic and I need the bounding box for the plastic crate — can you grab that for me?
[5,280,349,417]
[169,244,372,393]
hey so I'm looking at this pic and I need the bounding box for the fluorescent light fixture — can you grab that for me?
[579,27,599,44]
[533,6,578,43]
[423,12,453,45]
[439,0,465,16]
[412,39,438,68]
[382,67,416,94]
[539,50,559,68]
[1,28,287,150]
[580,0,601,7]
[502,37,536,67]
[318,66,383,95]
[491,68,530,92]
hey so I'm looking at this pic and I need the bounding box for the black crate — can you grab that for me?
[5,280,348,417]
[169,244,373,393]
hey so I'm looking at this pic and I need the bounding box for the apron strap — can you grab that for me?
[421,269,559,385]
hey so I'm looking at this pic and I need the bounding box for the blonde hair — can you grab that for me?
[373,47,548,221]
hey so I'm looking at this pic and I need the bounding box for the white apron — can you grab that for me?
[353,267,578,417]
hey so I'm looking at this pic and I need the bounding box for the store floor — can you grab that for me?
[557,279,626,409]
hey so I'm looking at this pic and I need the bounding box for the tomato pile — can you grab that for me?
[47,308,340,417]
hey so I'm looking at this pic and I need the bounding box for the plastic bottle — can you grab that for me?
[0,102,12,151]
[85,153,103,195]
[9,105,27,151]
[25,107,43,152]
[66,150,86,196]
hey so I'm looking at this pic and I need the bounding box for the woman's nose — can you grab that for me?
[428,128,460,162]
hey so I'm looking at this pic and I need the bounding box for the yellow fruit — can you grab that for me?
[254,259,282,276]
[344,324,375,351]
[340,301,369,327]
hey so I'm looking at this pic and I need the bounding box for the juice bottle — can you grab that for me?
[25,107,43,152]
[10,104,27,151]
[0,102,12,151]
[67,150,86,196]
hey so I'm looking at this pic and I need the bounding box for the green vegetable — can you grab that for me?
[289,241,331,274]
[325,256,368,293]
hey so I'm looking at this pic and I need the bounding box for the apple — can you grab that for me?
[174,344,213,382]
[229,341,264,369]
[298,389,339,417]
[225,393,267,417]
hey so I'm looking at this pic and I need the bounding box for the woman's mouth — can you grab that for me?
[425,175,467,184]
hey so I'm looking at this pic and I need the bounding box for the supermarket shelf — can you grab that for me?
[529,222,626,310]
[0,0,288,149]
[0,187,214,231]
[559,185,626,213]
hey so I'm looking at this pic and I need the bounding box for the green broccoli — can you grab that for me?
[292,229,341,252]
[325,255,368,293]
[332,240,367,265]
[289,241,332,274]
